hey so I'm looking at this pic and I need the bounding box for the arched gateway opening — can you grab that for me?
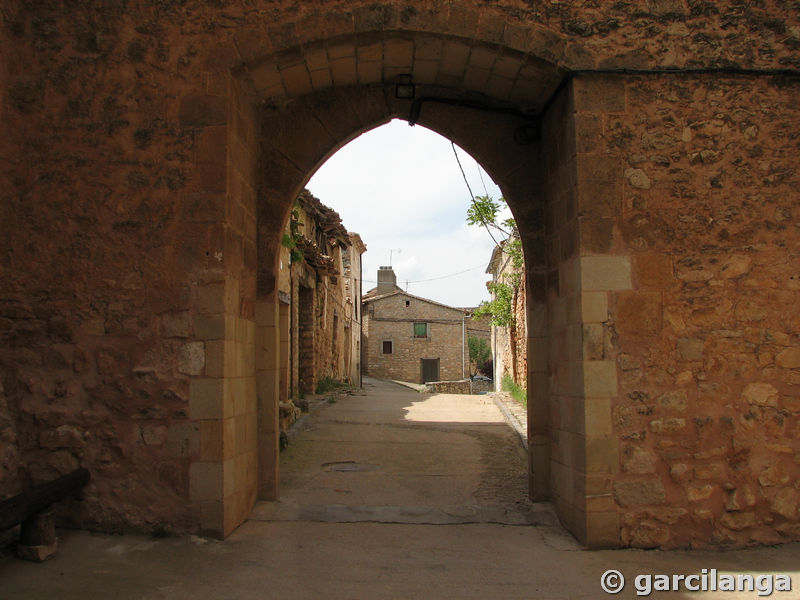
[188,26,610,545]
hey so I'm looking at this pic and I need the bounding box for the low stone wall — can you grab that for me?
[471,379,493,394]
[425,379,493,394]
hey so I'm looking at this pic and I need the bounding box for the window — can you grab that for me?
[405,300,410,307]
[382,340,393,354]
[413,322,428,338]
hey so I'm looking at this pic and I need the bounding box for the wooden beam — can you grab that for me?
[0,468,90,531]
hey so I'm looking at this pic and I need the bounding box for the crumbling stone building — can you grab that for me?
[276,190,365,431]
[486,238,528,390]
[1,1,799,549]
[363,266,469,384]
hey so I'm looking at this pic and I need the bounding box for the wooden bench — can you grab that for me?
[0,468,90,561]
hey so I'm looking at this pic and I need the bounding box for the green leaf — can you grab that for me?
[466,194,501,227]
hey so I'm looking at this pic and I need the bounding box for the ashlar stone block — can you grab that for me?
[581,292,608,323]
[190,461,223,502]
[580,256,632,292]
[583,360,618,398]
[190,378,224,420]
[179,342,206,375]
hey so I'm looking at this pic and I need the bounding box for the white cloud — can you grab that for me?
[307,119,504,307]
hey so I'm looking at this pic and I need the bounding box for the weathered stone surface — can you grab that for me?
[616,291,661,338]
[613,479,666,507]
[624,168,651,189]
[676,337,703,361]
[741,383,779,408]
[162,312,192,338]
[621,445,657,474]
[649,417,685,434]
[721,511,757,531]
[776,348,800,369]
[580,257,632,292]
[670,463,690,482]
[725,486,756,511]
[687,483,715,502]
[719,255,752,279]
[770,488,800,521]
[623,520,670,548]
[693,463,726,480]
[658,391,687,413]
[760,462,791,487]
[583,360,618,398]
[643,507,689,525]
[141,425,168,446]
[178,342,206,376]
[39,425,85,449]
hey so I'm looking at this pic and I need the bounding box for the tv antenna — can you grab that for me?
[389,248,402,266]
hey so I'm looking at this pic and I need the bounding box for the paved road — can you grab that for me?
[255,377,542,526]
[2,378,799,599]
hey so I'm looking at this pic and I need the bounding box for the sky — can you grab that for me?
[306,119,509,308]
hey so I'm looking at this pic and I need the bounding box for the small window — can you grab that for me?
[382,340,393,354]
[413,322,428,338]
[405,300,410,307]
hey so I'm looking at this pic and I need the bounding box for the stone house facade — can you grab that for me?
[277,190,365,429]
[363,267,469,384]
[485,239,528,390]
[466,313,491,343]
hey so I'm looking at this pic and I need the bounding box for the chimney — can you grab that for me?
[377,266,397,294]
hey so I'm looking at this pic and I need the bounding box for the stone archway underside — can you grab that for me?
[252,80,552,516]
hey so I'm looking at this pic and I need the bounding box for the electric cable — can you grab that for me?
[450,141,503,250]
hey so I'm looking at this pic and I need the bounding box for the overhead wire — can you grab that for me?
[356,261,487,286]
[450,141,503,250]
[476,161,489,197]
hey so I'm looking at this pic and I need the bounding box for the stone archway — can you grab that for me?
[225,28,610,545]
[177,17,587,541]
[252,82,552,504]
[3,0,799,550]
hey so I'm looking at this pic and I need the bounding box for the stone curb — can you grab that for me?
[491,393,528,451]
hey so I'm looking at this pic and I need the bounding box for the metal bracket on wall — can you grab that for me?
[405,96,541,145]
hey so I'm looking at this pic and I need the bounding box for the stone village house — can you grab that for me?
[276,191,365,431]
[362,267,469,384]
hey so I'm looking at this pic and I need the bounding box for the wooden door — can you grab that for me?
[420,358,439,383]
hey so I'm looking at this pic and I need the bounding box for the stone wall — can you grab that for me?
[541,81,587,542]
[486,239,528,389]
[541,72,800,548]
[466,313,490,341]
[1,0,798,546]
[425,379,493,395]
[189,75,260,537]
[364,293,469,384]
[426,380,470,394]
[573,73,800,549]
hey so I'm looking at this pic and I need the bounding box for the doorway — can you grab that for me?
[420,358,440,384]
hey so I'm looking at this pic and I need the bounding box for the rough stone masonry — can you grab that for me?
[0,0,798,548]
